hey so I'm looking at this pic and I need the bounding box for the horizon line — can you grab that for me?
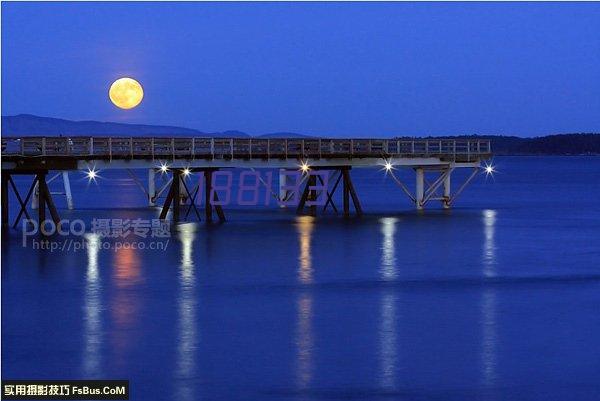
[2,113,599,139]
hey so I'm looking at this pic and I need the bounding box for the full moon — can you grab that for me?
[109,77,144,109]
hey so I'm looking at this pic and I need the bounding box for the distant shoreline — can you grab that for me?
[2,114,599,156]
[492,153,600,157]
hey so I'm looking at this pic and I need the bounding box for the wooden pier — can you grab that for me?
[1,136,492,227]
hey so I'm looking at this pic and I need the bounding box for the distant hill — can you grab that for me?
[2,114,599,155]
[0,115,310,139]
[0,114,248,137]
[257,132,313,139]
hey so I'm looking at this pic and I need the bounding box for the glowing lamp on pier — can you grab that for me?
[159,162,169,173]
[483,162,496,177]
[85,168,99,182]
[300,162,310,173]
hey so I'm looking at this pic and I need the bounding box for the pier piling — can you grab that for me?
[443,169,451,209]
[415,168,425,210]
[148,169,156,206]
[204,169,212,222]
[297,167,361,217]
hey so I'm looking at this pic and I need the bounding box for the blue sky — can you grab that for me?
[2,2,599,136]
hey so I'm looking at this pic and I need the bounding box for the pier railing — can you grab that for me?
[1,137,491,161]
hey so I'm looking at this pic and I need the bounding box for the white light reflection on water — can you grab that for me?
[378,217,399,390]
[297,216,315,285]
[379,217,398,281]
[481,209,498,389]
[176,224,197,401]
[83,233,102,377]
[294,216,315,390]
[483,209,498,278]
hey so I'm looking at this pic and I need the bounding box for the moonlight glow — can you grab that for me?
[109,77,144,109]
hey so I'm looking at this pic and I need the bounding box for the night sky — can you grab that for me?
[2,2,600,136]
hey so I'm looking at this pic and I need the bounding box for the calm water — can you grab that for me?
[3,156,600,400]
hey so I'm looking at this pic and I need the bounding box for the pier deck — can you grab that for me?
[2,137,490,169]
[1,136,492,226]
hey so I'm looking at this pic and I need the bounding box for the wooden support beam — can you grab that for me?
[11,176,38,229]
[183,186,199,220]
[8,176,33,225]
[322,171,341,214]
[343,169,363,216]
[62,171,74,210]
[343,169,350,217]
[296,173,312,215]
[308,174,317,216]
[192,168,226,222]
[159,173,177,220]
[205,169,213,222]
[36,173,46,226]
[172,170,181,222]
[38,172,61,225]
[213,191,226,222]
[180,176,201,221]
[340,168,362,217]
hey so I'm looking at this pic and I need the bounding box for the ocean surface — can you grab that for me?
[2,156,600,401]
